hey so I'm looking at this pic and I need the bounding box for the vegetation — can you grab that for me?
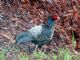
[0,47,80,60]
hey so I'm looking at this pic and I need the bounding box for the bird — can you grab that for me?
[15,15,59,49]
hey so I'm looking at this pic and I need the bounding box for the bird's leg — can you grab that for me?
[35,45,38,51]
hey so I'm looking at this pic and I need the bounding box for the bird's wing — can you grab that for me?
[16,31,33,44]
[28,25,42,38]
[16,36,32,45]
[16,31,29,40]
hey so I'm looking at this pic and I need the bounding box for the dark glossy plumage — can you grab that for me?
[16,15,58,48]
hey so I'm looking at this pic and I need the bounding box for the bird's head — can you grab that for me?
[48,15,60,22]
[47,15,60,26]
[51,15,60,21]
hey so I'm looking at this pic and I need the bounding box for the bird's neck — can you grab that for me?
[47,19,55,28]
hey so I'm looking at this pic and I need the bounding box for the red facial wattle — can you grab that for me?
[51,15,58,20]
